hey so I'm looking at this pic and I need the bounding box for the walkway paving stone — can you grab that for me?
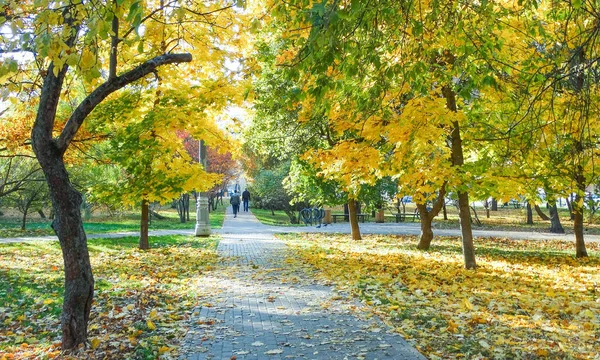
[179,208,425,360]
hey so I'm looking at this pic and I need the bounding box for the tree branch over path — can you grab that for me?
[57,53,192,153]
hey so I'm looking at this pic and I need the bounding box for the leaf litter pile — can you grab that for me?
[0,235,219,359]
[280,233,600,359]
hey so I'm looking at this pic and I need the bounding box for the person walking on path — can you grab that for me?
[242,188,251,212]
[230,190,241,218]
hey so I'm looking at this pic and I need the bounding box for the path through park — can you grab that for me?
[179,207,425,360]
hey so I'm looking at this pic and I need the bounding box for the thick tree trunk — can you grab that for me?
[548,200,565,234]
[348,198,362,240]
[444,84,476,269]
[417,208,433,250]
[34,154,94,349]
[32,59,95,349]
[526,201,533,224]
[491,198,498,211]
[140,199,149,250]
[534,204,551,221]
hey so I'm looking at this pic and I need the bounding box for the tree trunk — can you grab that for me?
[491,198,498,211]
[344,203,350,222]
[416,183,446,250]
[444,84,476,269]
[442,201,447,220]
[470,206,482,226]
[565,197,576,220]
[283,209,298,224]
[417,206,433,250]
[140,199,149,250]
[185,194,190,221]
[548,200,565,234]
[38,209,46,219]
[32,147,94,349]
[526,201,533,224]
[534,204,551,221]
[573,165,588,257]
[348,198,362,240]
[149,209,166,220]
[21,208,28,230]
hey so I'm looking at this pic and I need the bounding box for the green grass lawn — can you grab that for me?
[0,234,219,358]
[251,208,305,226]
[0,203,226,238]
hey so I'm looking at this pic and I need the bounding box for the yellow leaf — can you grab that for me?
[462,298,473,310]
[147,320,156,330]
[581,309,595,318]
[536,349,549,357]
[158,346,170,354]
[149,309,158,319]
[90,338,101,349]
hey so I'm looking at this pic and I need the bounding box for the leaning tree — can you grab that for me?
[1,0,242,349]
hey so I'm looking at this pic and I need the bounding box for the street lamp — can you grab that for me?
[195,140,211,236]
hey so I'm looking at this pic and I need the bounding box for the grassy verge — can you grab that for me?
[0,204,226,238]
[0,234,219,359]
[251,208,304,226]
[279,233,600,359]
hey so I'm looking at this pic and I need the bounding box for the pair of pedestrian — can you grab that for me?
[230,189,251,217]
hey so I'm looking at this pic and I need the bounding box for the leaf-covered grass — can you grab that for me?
[280,233,600,359]
[251,208,304,226]
[0,205,226,238]
[0,234,219,359]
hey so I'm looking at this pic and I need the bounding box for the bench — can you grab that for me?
[501,200,521,209]
[332,214,369,223]
[385,212,420,222]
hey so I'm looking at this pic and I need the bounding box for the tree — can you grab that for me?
[252,162,304,223]
[259,0,518,265]
[87,89,225,248]
[1,0,242,349]
[8,173,48,230]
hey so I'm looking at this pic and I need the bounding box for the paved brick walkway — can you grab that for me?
[179,208,425,360]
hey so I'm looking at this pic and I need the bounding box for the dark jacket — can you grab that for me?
[230,194,241,205]
[242,190,251,201]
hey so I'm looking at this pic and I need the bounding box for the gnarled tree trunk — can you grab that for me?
[348,198,362,240]
[416,183,446,250]
[33,145,94,349]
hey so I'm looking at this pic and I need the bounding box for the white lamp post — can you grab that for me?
[195,140,211,236]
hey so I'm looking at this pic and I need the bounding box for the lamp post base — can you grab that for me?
[195,194,211,237]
